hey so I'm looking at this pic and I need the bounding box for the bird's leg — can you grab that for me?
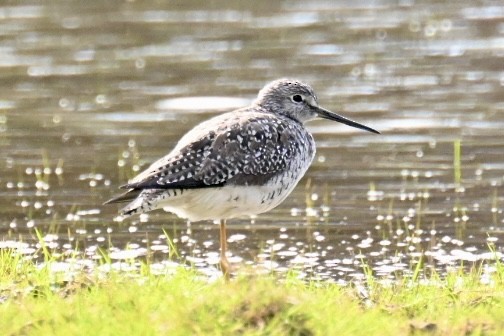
[219,219,230,280]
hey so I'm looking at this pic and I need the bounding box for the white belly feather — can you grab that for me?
[160,183,292,222]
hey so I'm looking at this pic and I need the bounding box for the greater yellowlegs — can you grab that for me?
[105,78,379,278]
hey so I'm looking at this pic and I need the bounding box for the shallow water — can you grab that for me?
[1,1,503,281]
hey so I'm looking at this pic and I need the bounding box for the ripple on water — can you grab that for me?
[109,248,147,260]
[155,97,250,113]
[95,112,177,123]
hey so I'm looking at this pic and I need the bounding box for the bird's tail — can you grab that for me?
[103,189,141,205]
[103,189,144,217]
[104,188,166,217]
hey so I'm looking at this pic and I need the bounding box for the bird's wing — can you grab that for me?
[120,113,310,190]
[195,115,307,186]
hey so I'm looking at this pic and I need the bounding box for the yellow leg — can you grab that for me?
[219,219,230,280]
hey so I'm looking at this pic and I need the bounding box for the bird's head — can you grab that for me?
[255,78,379,134]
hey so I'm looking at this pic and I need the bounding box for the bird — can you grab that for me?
[104,78,379,279]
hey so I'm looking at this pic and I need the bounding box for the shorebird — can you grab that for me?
[105,78,379,278]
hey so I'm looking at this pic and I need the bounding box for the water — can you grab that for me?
[1,1,503,282]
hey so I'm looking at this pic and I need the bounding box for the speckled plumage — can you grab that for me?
[105,78,379,222]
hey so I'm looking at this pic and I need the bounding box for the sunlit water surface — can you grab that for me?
[1,1,504,282]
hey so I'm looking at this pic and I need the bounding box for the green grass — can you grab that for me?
[1,249,504,335]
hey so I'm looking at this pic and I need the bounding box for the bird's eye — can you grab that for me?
[291,94,304,103]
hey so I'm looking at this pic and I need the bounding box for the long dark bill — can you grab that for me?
[315,106,380,134]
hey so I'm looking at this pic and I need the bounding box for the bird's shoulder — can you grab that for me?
[174,107,296,149]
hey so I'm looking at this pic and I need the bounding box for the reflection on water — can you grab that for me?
[1,1,503,282]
